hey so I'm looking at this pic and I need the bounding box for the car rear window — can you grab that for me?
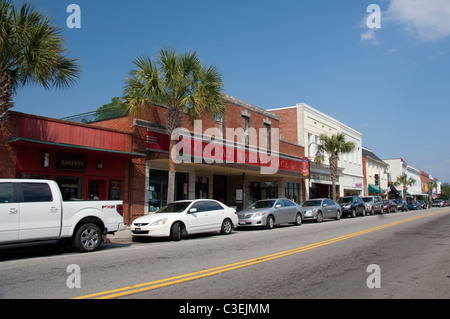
[0,183,13,203]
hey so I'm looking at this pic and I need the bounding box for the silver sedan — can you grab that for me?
[237,198,303,229]
[302,198,342,222]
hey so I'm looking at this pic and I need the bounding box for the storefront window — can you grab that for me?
[285,182,300,203]
[149,170,168,213]
[109,180,122,200]
[17,173,51,180]
[148,170,189,212]
[249,181,278,203]
[175,172,189,201]
[195,176,209,199]
[88,181,102,199]
[56,176,84,200]
[265,182,278,199]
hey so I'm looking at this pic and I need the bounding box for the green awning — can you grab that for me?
[398,190,412,198]
[368,184,386,194]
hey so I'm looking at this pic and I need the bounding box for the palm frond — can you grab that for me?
[123,48,224,130]
[0,1,80,126]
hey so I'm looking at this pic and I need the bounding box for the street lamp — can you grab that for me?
[308,142,322,160]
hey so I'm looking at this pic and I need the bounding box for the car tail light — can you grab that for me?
[116,204,124,217]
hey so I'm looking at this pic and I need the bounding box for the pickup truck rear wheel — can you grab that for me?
[74,223,102,252]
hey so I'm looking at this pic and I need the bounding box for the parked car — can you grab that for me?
[417,200,427,209]
[131,199,238,241]
[302,198,342,222]
[361,196,384,215]
[432,200,444,207]
[237,198,303,229]
[407,201,421,210]
[0,179,126,252]
[336,195,365,218]
[383,200,397,213]
[445,200,450,207]
[394,199,408,212]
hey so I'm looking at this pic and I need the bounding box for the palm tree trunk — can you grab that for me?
[329,154,338,201]
[166,106,183,204]
[167,139,176,204]
[0,72,14,127]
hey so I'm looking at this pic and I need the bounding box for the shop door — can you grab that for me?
[213,175,227,202]
[88,180,106,200]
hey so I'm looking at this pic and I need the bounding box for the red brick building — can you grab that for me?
[95,94,308,222]
[0,111,144,223]
[1,94,308,223]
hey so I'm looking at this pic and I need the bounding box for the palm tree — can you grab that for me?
[318,133,356,201]
[427,179,437,207]
[393,173,416,201]
[0,0,80,126]
[123,48,225,204]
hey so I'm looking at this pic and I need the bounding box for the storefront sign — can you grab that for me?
[56,153,86,172]
[302,157,309,177]
[146,129,307,174]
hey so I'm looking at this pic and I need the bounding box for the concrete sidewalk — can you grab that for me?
[106,226,133,243]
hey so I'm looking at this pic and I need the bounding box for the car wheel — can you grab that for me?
[316,211,323,223]
[74,223,102,252]
[266,215,275,229]
[335,210,341,220]
[220,219,233,235]
[170,222,182,241]
[351,208,356,218]
[370,208,375,215]
[294,212,302,225]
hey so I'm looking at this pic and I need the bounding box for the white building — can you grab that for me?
[362,147,389,196]
[384,158,408,182]
[339,123,364,196]
[406,165,422,200]
[384,158,424,200]
[269,103,363,199]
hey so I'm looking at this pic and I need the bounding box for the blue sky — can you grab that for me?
[12,0,450,183]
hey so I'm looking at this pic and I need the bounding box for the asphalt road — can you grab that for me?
[1,207,449,301]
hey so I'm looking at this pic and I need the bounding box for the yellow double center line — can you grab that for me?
[74,210,448,299]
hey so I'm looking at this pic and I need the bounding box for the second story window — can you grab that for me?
[215,113,224,138]
[242,115,249,146]
[264,123,271,150]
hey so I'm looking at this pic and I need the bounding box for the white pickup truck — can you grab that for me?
[0,179,126,252]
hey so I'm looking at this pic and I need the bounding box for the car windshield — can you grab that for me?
[361,197,374,203]
[248,200,276,209]
[303,200,322,207]
[337,197,352,204]
[156,201,191,213]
